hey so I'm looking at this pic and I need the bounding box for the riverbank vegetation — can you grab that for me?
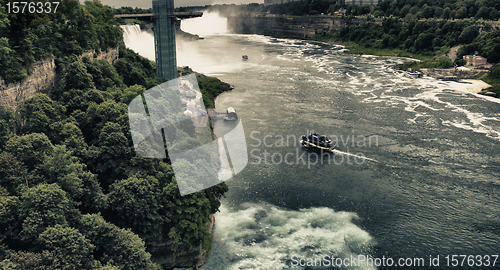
[481,65,500,95]
[327,17,481,69]
[0,1,228,269]
[176,0,499,20]
[0,0,122,84]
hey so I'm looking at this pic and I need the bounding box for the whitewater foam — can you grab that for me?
[202,202,376,270]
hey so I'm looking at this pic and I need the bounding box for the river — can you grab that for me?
[122,14,500,270]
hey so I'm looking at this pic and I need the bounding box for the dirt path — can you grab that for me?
[448,46,461,62]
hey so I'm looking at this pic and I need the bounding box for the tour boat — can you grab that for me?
[300,132,335,152]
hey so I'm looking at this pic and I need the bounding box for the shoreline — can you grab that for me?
[450,79,492,94]
[309,39,494,95]
[317,41,496,96]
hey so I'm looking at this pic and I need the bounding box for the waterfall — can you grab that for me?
[120,14,231,75]
[120,24,156,61]
[181,12,228,36]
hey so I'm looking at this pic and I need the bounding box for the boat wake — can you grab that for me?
[331,149,379,163]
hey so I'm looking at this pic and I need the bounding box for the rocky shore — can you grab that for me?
[419,68,496,97]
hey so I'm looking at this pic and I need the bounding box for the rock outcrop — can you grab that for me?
[149,214,216,270]
[0,56,57,111]
[0,47,120,111]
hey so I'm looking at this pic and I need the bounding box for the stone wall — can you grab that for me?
[0,56,57,111]
[81,46,120,64]
[0,47,120,112]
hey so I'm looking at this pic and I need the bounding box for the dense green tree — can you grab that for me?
[408,5,418,15]
[0,250,58,270]
[78,214,159,270]
[41,145,106,211]
[459,26,479,44]
[0,5,8,37]
[438,56,454,68]
[0,152,32,195]
[0,37,19,83]
[414,32,434,51]
[38,225,95,270]
[20,94,66,136]
[83,0,122,51]
[107,175,164,245]
[490,9,499,20]
[83,100,129,144]
[422,4,433,18]
[204,184,229,216]
[0,1,121,84]
[334,15,487,58]
[163,181,212,252]
[0,119,9,149]
[475,6,490,19]
[197,73,232,108]
[455,8,466,19]
[5,133,54,171]
[121,84,146,105]
[443,7,451,19]
[399,4,411,17]
[48,121,87,153]
[0,2,229,268]
[87,122,131,184]
[60,61,95,92]
[0,187,20,244]
[434,7,443,19]
[20,183,70,242]
[114,45,162,89]
[490,65,500,80]
[89,59,124,90]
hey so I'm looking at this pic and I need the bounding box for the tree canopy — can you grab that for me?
[0,1,229,269]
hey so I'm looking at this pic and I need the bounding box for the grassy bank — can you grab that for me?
[481,70,500,96]
[342,42,433,61]
[310,33,435,62]
[310,34,450,69]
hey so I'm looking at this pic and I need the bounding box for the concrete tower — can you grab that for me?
[153,0,177,81]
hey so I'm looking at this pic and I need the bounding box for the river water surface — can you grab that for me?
[122,15,500,270]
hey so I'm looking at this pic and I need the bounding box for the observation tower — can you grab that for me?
[152,0,202,80]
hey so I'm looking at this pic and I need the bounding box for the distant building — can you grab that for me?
[463,54,488,66]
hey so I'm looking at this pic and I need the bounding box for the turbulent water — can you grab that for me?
[122,14,500,270]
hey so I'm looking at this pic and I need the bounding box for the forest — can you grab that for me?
[176,0,500,19]
[0,1,229,269]
[333,18,500,64]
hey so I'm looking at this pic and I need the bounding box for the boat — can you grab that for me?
[406,69,423,78]
[440,76,458,81]
[300,132,335,152]
[242,55,248,61]
[224,107,238,121]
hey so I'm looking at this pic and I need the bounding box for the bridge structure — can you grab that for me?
[117,0,203,81]
[115,12,203,20]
